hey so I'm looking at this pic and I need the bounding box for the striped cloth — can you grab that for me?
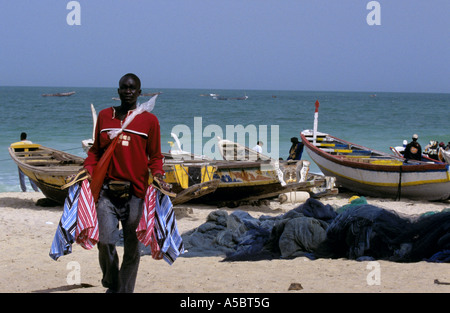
[49,183,81,260]
[49,180,99,261]
[136,185,160,259]
[50,181,183,265]
[75,180,99,249]
[137,185,184,265]
[153,191,185,265]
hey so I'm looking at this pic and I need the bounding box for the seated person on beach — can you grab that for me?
[403,134,422,161]
[287,137,304,160]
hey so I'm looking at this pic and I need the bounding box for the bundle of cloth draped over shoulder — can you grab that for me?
[178,197,450,263]
[49,180,184,265]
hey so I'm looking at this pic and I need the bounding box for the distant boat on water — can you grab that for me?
[200,93,248,100]
[200,93,219,97]
[213,94,248,100]
[42,91,76,97]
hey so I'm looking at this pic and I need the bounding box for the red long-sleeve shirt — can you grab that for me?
[84,107,164,199]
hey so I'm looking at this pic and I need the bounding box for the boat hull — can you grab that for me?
[164,159,284,202]
[301,132,450,201]
[164,158,329,203]
[206,160,282,202]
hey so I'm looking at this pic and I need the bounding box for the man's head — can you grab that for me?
[118,73,142,109]
[20,132,27,140]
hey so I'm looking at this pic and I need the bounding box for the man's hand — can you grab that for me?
[67,168,91,181]
[153,173,171,192]
[62,168,91,189]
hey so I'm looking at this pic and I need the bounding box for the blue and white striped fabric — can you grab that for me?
[49,184,80,261]
[154,191,185,265]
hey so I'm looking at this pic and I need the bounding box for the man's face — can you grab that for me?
[118,76,141,109]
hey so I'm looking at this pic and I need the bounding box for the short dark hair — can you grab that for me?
[20,132,27,140]
[119,73,141,89]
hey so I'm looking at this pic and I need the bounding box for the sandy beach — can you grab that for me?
[0,191,449,294]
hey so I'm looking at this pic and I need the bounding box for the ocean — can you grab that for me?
[1,86,449,193]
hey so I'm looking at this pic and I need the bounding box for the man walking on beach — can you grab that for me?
[83,73,170,293]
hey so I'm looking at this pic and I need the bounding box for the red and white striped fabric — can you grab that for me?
[75,180,99,249]
[136,185,161,259]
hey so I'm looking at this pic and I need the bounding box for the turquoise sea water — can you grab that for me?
[1,86,449,192]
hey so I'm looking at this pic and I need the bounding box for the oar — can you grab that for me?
[90,95,158,202]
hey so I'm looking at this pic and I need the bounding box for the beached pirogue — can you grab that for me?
[301,129,450,201]
[9,142,85,204]
[9,142,336,206]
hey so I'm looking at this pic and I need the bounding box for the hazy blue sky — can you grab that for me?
[1,1,449,93]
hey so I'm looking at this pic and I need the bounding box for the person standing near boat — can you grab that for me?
[252,141,263,159]
[403,134,422,161]
[287,137,304,160]
[17,132,39,192]
[252,141,263,153]
[82,73,171,293]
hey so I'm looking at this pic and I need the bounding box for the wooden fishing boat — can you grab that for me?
[153,134,334,203]
[301,129,450,201]
[206,160,331,204]
[205,137,337,204]
[162,152,286,203]
[9,142,85,204]
[41,91,76,97]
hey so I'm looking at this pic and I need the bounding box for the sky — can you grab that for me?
[1,1,449,93]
